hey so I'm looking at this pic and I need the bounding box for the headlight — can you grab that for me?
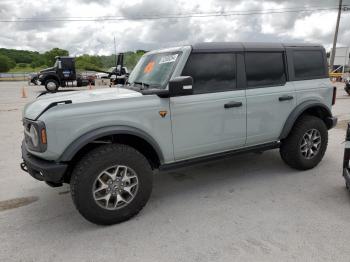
[23,119,47,152]
[29,125,39,147]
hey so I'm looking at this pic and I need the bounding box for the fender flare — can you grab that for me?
[279,100,332,140]
[58,126,164,163]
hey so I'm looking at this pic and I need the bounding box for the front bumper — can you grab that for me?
[343,168,350,188]
[21,142,67,184]
[343,127,350,189]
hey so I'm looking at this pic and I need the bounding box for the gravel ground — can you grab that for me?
[0,81,350,262]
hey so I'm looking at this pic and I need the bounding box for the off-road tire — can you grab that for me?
[45,79,59,92]
[70,144,153,225]
[280,115,328,170]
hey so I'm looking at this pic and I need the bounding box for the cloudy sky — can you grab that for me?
[0,0,349,55]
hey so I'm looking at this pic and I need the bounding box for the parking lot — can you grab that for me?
[0,81,350,261]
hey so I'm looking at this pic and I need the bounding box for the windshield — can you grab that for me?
[128,52,180,88]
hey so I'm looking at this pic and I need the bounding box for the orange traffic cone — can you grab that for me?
[21,86,27,98]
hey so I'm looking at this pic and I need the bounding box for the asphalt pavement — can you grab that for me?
[0,81,350,262]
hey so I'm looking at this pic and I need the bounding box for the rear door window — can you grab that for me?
[293,51,325,79]
[245,52,286,88]
[181,53,236,94]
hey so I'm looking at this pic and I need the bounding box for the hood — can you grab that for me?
[23,88,142,120]
[39,67,55,73]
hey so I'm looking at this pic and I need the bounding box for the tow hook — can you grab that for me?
[20,162,28,173]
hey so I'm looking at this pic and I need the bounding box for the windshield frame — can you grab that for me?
[128,51,182,90]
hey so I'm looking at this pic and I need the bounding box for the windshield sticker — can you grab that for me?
[159,54,178,64]
[144,61,155,73]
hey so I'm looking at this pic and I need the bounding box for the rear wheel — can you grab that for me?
[70,144,153,225]
[280,115,328,170]
[45,79,59,92]
[76,78,83,87]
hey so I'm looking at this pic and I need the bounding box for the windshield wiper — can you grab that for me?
[132,81,150,90]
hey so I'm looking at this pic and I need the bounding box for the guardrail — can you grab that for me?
[0,71,98,81]
[0,73,31,81]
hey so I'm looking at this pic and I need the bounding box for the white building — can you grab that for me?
[330,46,350,72]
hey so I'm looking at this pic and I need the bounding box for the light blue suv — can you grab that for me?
[21,42,337,225]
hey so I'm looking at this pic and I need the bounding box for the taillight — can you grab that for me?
[332,86,337,105]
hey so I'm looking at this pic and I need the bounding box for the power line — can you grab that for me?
[0,6,345,23]
[13,4,347,20]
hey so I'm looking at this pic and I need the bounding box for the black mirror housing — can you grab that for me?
[168,76,193,97]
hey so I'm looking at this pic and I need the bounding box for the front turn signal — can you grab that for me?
[41,129,47,144]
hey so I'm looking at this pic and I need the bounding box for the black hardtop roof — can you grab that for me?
[191,42,324,52]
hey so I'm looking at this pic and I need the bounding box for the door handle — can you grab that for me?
[224,101,242,109]
[279,95,294,102]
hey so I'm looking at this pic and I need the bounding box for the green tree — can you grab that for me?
[44,48,69,66]
[0,54,14,72]
[75,55,104,71]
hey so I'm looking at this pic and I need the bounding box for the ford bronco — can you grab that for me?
[21,42,337,225]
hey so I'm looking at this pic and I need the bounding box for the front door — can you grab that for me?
[170,53,247,161]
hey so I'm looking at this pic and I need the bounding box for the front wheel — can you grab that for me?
[70,144,153,225]
[345,85,350,96]
[45,79,59,92]
[280,115,328,170]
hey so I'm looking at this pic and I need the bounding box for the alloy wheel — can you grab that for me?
[300,129,321,159]
[92,165,139,210]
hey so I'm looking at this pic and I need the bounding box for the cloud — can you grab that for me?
[0,0,349,55]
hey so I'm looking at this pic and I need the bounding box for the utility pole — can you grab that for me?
[329,0,343,71]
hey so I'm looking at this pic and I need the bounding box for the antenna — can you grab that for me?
[114,36,118,68]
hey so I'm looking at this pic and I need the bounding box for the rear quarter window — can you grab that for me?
[293,50,326,79]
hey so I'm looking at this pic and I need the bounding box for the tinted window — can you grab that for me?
[245,52,286,87]
[182,53,236,94]
[293,51,325,79]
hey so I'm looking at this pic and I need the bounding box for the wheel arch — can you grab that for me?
[59,126,164,172]
[43,75,60,85]
[279,101,333,140]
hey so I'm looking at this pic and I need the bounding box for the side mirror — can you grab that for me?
[168,76,193,97]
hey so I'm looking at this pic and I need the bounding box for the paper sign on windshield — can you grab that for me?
[159,54,178,64]
[144,61,155,73]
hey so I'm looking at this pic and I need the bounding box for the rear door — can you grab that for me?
[288,48,332,107]
[170,52,247,161]
[245,51,296,145]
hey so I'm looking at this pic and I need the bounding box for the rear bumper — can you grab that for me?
[325,116,337,129]
[21,142,67,184]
